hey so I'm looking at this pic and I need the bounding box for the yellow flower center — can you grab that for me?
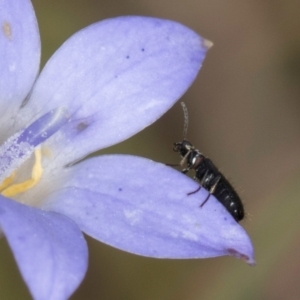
[0,147,43,197]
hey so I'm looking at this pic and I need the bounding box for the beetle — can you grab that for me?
[173,102,244,222]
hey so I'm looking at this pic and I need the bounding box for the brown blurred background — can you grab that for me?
[1,0,300,299]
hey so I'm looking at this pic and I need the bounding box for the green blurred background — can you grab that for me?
[1,0,300,299]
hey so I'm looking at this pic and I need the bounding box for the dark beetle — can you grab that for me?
[173,102,244,222]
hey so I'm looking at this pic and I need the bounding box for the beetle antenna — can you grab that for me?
[181,102,189,140]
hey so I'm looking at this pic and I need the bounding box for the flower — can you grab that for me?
[0,0,255,299]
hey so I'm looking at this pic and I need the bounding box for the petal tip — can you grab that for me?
[203,39,213,49]
[227,248,256,266]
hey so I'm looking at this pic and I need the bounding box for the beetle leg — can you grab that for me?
[200,175,221,208]
[187,185,201,195]
[179,149,191,166]
[187,169,211,196]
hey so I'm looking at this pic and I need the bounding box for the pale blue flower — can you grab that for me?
[0,0,254,299]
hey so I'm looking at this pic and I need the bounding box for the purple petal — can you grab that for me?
[43,155,255,265]
[21,16,210,164]
[0,0,40,121]
[0,196,88,300]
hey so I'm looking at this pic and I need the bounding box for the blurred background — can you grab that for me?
[1,0,300,299]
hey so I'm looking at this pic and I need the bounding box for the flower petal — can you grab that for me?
[0,0,40,124]
[0,196,88,300]
[21,16,210,164]
[43,155,255,265]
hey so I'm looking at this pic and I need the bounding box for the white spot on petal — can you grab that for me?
[124,209,142,226]
[9,63,16,72]
[181,230,199,241]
